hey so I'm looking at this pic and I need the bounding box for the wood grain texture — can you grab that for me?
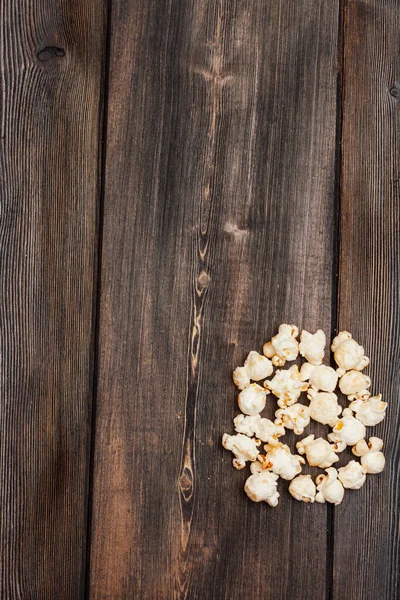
[88,1,340,598]
[334,1,400,599]
[0,1,104,598]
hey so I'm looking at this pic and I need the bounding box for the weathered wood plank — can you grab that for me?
[0,1,105,597]
[334,1,400,598]
[88,1,340,598]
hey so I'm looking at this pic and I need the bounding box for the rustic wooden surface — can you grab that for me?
[87,1,340,599]
[333,1,400,599]
[0,0,105,598]
[0,0,399,599]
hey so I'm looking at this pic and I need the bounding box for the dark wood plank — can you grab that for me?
[88,1,340,598]
[334,1,400,598]
[0,1,105,597]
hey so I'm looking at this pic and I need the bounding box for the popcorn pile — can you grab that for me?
[223,326,387,506]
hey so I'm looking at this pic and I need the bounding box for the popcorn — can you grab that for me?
[275,403,310,435]
[234,414,285,445]
[264,365,308,408]
[307,389,342,427]
[327,409,366,452]
[244,470,280,506]
[296,434,339,468]
[299,362,316,382]
[348,394,387,426]
[337,460,366,489]
[299,329,326,365]
[261,442,305,480]
[338,370,371,398]
[263,324,299,367]
[232,366,250,390]
[352,437,385,474]
[331,331,369,372]
[238,383,267,416]
[223,324,386,508]
[309,365,339,392]
[222,433,259,469]
[289,474,317,503]
[244,351,273,381]
[315,468,345,505]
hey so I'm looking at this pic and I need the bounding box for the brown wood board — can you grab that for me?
[333,1,400,598]
[0,0,105,597]
[87,1,341,599]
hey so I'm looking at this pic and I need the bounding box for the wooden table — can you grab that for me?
[0,1,398,598]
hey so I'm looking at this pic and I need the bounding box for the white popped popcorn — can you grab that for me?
[244,351,273,381]
[237,383,267,416]
[331,331,369,372]
[263,324,299,367]
[338,370,371,398]
[234,414,285,445]
[244,470,280,506]
[315,468,345,505]
[264,365,308,408]
[261,442,305,480]
[307,389,342,427]
[289,474,317,503]
[348,394,387,427]
[222,433,259,470]
[337,460,366,490]
[223,324,386,508]
[309,365,339,393]
[299,329,326,365]
[352,437,385,474]
[275,403,310,435]
[327,409,366,452]
[232,366,251,390]
[299,361,316,382]
[296,434,339,468]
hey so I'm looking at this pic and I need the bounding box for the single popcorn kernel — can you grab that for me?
[265,365,308,408]
[238,383,267,416]
[289,474,316,503]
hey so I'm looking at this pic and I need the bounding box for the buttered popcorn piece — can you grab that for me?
[262,442,305,480]
[222,433,259,470]
[348,394,387,427]
[327,409,366,452]
[238,383,267,416]
[289,474,317,503]
[309,364,339,393]
[244,351,273,381]
[275,403,310,435]
[263,324,299,367]
[299,361,316,382]
[338,370,371,398]
[338,460,366,490]
[331,331,369,372]
[299,329,326,365]
[296,434,339,468]
[244,470,280,506]
[315,468,345,505]
[232,366,251,390]
[234,414,285,445]
[352,437,385,474]
[264,365,308,408]
[307,389,342,427]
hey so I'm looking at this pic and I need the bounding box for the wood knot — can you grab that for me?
[37,46,65,62]
[389,86,400,98]
[197,271,210,287]
[179,467,194,501]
